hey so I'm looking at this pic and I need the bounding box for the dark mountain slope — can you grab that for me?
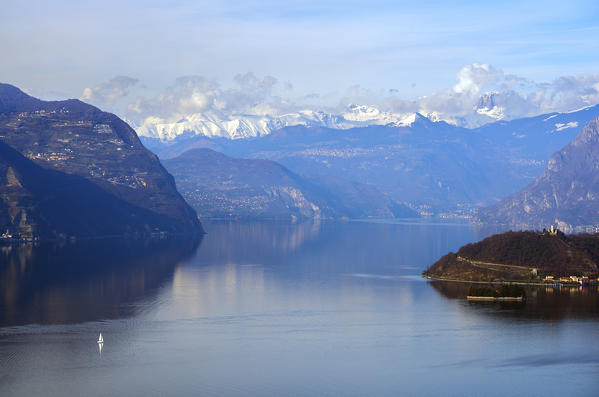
[0,141,184,239]
[0,83,202,239]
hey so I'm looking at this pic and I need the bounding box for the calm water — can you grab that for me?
[1,220,598,396]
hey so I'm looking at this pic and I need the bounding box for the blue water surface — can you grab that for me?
[0,220,597,396]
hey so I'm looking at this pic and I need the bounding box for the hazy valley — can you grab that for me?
[163,148,416,220]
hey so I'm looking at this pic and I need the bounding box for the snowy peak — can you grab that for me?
[132,101,599,143]
[475,91,498,111]
[134,105,435,142]
[474,92,505,120]
[342,105,424,127]
[394,112,431,127]
[342,104,386,122]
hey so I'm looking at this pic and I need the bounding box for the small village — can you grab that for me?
[542,274,598,287]
[537,225,599,286]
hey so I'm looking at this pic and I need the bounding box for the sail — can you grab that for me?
[98,333,103,343]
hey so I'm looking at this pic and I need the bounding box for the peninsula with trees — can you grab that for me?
[423,226,599,285]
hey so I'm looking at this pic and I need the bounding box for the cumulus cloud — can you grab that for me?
[441,66,599,125]
[536,74,599,112]
[452,63,503,94]
[81,76,138,110]
[126,73,295,122]
[338,64,599,127]
[111,65,599,129]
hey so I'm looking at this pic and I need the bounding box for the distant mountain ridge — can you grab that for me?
[131,93,599,143]
[162,148,417,220]
[0,83,202,240]
[140,105,599,215]
[132,104,444,142]
[475,117,599,230]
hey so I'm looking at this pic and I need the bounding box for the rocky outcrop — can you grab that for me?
[475,117,599,230]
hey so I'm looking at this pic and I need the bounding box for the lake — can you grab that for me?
[1,220,598,396]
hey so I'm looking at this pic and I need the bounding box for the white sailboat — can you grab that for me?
[97,333,104,344]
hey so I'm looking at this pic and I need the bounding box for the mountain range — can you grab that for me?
[142,105,599,216]
[162,148,416,220]
[4,81,599,230]
[132,105,439,142]
[0,83,202,240]
[131,89,590,143]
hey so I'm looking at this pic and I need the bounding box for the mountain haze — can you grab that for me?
[163,148,416,220]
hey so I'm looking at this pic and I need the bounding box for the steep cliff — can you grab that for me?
[476,117,599,230]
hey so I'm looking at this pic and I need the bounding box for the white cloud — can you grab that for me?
[452,63,502,94]
[536,74,599,112]
[92,65,599,130]
[125,73,295,122]
[337,64,599,127]
[80,76,138,110]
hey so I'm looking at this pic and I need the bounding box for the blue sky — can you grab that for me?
[2,0,599,112]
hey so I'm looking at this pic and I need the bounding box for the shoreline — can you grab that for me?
[0,230,206,245]
[421,274,563,287]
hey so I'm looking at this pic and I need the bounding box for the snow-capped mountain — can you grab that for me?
[132,89,593,142]
[132,104,429,142]
[341,104,421,125]
[474,91,505,120]
[140,101,599,217]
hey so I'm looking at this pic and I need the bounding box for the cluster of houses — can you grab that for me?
[28,151,71,161]
[543,275,594,286]
[536,225,598,286]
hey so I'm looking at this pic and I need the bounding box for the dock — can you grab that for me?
[466,296,525,301]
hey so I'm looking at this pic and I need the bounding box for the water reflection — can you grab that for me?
[200,219,322,262]
[0,236,201,327]
[2,221,599,396]
[157,219,478,321]
[200,219,478,276]
[429,281,599,321]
